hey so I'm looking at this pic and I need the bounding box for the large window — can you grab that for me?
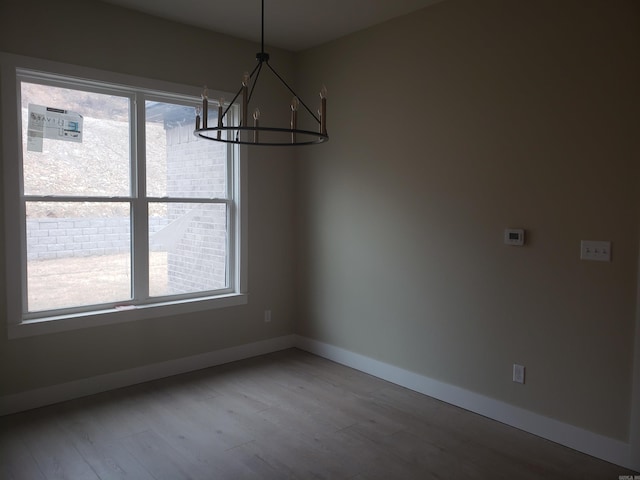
[1,55,247,337]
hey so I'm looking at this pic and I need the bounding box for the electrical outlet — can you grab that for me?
[513,364,525,384]
[264,309,271,322]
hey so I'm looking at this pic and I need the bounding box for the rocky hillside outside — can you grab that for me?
[21,82,168,218]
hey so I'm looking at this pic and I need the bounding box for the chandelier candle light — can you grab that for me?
[193,0,329,146]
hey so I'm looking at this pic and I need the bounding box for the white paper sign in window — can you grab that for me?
[27,104,83,152]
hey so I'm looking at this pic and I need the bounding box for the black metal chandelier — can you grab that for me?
[193,0,328,146]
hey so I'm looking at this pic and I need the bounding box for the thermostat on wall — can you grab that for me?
[504,228,525,246]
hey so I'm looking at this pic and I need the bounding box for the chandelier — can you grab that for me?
[193,0,328,146]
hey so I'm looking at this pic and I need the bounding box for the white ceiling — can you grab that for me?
[99,0,444,52]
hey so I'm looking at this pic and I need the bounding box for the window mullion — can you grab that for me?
[132,93,149,302]
[4,57,246,331]
[226,142,236,292]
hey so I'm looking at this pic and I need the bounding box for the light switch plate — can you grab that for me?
[580,240,611,262]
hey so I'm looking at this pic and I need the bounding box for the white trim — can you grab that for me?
[1,52,218,100]
[8,293,248,339]
[1,52,248,337]
[0,334,294,416]
[237,144,249,295]
[629,246,640,472]
[293,335,634,470]
[0,332,633,469]
[1,57,23,329]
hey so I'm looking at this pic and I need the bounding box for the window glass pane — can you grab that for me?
[9,67,240,324]
[146,100,226,199]
[26,202,131,312]
[21,82,130,196]
[149,202,227,297]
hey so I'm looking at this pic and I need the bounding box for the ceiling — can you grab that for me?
[99,0,445,52]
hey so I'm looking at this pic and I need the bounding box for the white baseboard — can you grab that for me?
[0,334,295,416]
[293,335,634,470]
[0,333,633,470]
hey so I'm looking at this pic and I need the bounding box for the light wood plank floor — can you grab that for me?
[0,348,635,479]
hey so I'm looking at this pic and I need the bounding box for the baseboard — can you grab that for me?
[293,335,634,470]
[1,333,633,469]
[0,334,295,416]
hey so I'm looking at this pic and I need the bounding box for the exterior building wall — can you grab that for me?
[164,123,228,293]
[25,125,228,295]
[26,217,167,261]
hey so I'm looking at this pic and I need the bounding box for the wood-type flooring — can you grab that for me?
[0,348,634,479]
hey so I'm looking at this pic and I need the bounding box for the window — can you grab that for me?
[1,55,247,337]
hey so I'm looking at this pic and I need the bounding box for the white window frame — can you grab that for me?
[1,53,248,338]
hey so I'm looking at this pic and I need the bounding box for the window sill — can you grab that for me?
[7,293,248,339]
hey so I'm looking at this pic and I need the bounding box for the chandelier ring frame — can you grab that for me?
[195,126,329,146]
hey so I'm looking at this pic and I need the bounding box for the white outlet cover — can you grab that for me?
[513,364,525,384]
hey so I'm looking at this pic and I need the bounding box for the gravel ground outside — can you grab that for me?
[21,83,171,313]
[27,252,168,312]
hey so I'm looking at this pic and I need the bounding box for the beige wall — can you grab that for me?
[1,0,639,459]
[295,0,639,442]
[0,0,297,394]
